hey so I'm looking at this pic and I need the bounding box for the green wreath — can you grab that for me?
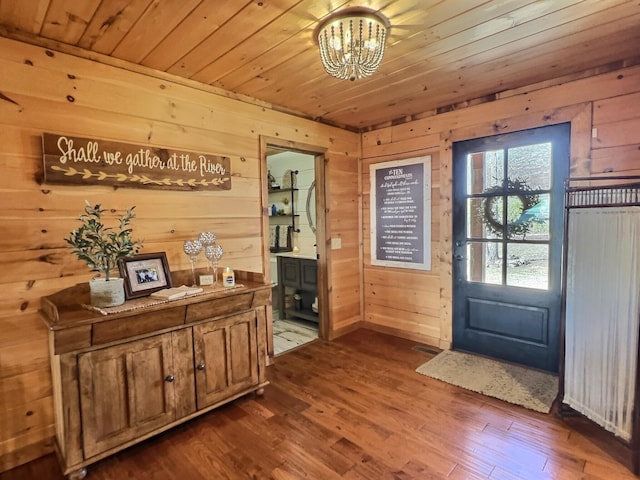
[479,178,540,237]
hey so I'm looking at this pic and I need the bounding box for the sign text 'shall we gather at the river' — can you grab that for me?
[42,133,231,191]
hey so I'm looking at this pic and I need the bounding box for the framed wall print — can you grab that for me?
[370,155,432,271]
[118,252,173,299]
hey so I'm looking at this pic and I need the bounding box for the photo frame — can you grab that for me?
[118,252,173,299]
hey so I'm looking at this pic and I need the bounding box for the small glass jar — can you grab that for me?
[222,266,235,288]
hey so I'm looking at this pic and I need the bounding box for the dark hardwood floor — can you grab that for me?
[2,329,637,479]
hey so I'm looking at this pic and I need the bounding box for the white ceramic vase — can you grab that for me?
[89,277,125,307]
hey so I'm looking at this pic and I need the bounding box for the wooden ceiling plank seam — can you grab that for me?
[377,0,444,40]
[191,0,355,85]
[496,56,640,101]
[288,0,600,115]
[39,0,102,45]
[383,65,640,142]
[0,0,636,131]
[233,41,336,97]
[382,0,536,49]
[239,0,502,91]
[77,0,155,54]
[418,0,622,74]
[289,1,638,127]
[339,48,632,127]
[0,0,50,34]
[164,0,304,80]
[0,29,265,109]
[341,28,640,128]
[365,61,640,135]
[346,48,639,128]
[215,0,446,91]
[0,35,331,141]
[140,0,254,72]
[110,0,202,64]
[212,31,325,92]
[381,0,586,72]
[231,0,570,112]
[76,47,359,147]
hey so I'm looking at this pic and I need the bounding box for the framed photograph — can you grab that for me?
[118,252,173,299]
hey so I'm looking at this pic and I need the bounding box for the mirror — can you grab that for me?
[306,180,316,234]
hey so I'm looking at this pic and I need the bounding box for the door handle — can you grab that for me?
[196,362,205,371]
[165,375,175,383]
[455,254,463,261]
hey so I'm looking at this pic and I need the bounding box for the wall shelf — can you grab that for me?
[268,170,299,252]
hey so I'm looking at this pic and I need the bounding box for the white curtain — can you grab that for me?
[565,206,640,441]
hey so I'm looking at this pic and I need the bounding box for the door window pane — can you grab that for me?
[522,194,550,241]
[467,242,501,285]
[467,198,501,239]
[506,243,549,289]
[467,150,504,194]
[506,195,534,239]
[507,143,551,190]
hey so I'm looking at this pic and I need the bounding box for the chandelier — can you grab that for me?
[315,7,389,82]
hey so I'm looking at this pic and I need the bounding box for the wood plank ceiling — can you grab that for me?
[0,0,638,131]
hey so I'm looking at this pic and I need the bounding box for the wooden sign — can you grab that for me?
[370,156,431,270]
[42,133,231,191]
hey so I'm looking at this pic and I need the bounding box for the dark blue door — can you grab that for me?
[452,123,570,372]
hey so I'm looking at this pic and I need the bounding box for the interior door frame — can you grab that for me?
[260,136,329,356]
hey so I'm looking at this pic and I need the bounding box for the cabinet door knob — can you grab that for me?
[196,362,205,370]
[165,375,175,383]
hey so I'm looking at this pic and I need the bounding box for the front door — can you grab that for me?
[452,123,570,372]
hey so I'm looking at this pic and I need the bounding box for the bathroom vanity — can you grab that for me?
[276,252,318,323]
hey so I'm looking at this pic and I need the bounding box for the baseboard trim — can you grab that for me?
[329,320,363,340]
[361,321,443,349]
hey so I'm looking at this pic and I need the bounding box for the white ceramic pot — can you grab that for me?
[89,277,125,307]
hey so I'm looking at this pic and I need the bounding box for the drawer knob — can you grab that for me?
[165,375,175,383]
[196,362,206,371]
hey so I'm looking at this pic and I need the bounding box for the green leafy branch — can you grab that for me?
[65,201,143,281]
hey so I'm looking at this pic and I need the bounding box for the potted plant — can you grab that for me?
[65,201,143,307]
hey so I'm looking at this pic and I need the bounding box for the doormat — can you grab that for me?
[415,350,558,413]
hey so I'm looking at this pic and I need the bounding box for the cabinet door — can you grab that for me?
[193,311,259,408]
[279,256,300,288]
[78,334,176,458]
[300,259,317,290]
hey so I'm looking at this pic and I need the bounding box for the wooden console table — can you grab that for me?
[40,279,271,479]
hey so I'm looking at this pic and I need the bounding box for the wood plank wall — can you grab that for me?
[0,36,360,472]
[361,64,640,349]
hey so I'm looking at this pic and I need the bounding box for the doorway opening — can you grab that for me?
[264,143,326,356]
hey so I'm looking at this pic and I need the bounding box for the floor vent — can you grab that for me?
[412,345,441,355]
